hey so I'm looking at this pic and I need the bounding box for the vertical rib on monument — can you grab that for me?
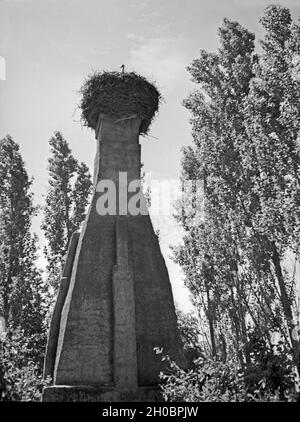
[42,71,183,402]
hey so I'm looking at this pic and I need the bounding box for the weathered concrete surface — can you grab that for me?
[42,114,183,401]
[43,232,80,381]
[42,385,162,402]
[113,219,137,390]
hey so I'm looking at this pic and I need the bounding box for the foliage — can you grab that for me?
[173,4,300,401]
[158,351,247,402]
[243,328,296,400]
[41,131,92,289]
[0,135,51,401]
[176,309,204,366]
[0,329,50,401]
[158,321,298,402]
[0,135,46,335]
[0,133,91,400]
[79,71,161,135]
[1,4,300,403]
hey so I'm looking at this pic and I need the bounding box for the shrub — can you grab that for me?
[0,329,50,401]
[158,352,247,402]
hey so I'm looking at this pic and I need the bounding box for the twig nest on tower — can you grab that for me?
[79,71,161,135]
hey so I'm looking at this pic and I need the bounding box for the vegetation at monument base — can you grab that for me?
[79,70,162,135]
[161,5,300,402]
[0,3,299,403]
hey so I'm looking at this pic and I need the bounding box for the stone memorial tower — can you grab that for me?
[42,72,183,402]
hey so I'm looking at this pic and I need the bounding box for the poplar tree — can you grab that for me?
[42,131,92,288]
[0,135,46,335]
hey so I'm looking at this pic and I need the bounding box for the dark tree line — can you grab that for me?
[166,5,300,401]
[0,132,92,400]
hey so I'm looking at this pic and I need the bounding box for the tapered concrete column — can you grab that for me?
[42,112,183,402]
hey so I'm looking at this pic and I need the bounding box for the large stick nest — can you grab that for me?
[79,71,161,135]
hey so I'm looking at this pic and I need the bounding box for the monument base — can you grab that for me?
[42,385,162,402]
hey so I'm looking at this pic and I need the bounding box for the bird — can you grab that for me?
[120,64,125,74]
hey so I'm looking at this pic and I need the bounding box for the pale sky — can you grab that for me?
[0,0,300,312]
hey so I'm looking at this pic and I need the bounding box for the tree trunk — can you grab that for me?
[205,286,217,358]
[271,242,299,374]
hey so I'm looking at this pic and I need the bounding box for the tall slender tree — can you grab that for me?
[0,135,46,335]
[174,6,300,387]
[42,131,92,289]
